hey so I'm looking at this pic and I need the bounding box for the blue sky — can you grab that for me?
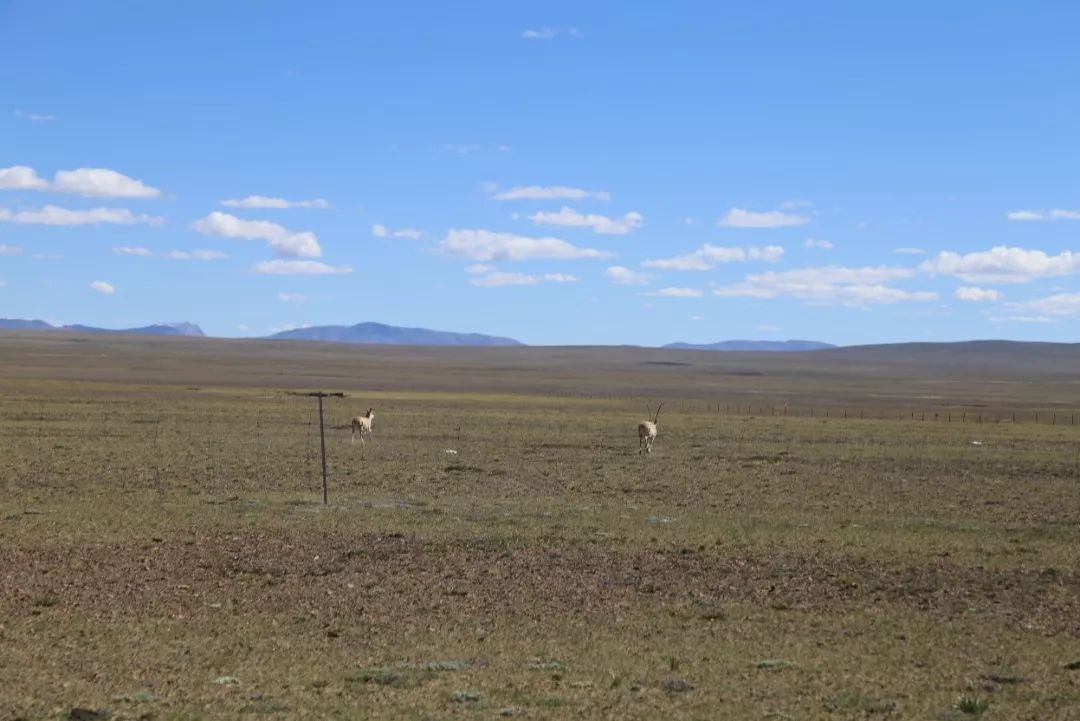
[2,1,1078,346]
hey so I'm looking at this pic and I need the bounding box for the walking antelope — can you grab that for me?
[638,403,663,454]
[351,408,375,444]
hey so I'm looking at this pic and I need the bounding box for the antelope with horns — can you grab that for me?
[351,408,375,444]
[638,403,662,454]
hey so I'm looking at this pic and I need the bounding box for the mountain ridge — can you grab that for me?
[0,319,205,337]
[264,321,523,347]
[2,319,1074,355]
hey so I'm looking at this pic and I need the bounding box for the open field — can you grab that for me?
[2,332,1079,720]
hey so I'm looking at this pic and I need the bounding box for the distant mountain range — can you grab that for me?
[664,339,836,352]
[264,321,524,346]
[0,319,205,337]
[0,317,841,350]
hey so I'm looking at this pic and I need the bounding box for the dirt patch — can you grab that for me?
[3,530,1077,637]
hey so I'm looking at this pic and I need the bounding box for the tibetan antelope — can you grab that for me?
[638,403,663,454]
[351,408,375,444]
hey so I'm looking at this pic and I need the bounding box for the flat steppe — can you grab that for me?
[2,331,1078,720]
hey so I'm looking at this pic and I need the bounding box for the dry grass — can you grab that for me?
[2,334,1079,719]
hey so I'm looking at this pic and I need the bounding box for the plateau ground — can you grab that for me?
[1,332,1078,720]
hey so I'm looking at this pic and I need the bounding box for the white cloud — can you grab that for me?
[0,205,164,226]
[90,281,115,295]
[465,263,495,275]
[372,223,423,239]
[1012,292,1080,317]
[954,286,1001,302]
[490,184,611,201]
[919,246,1080,283]
[649,287,703,298]
[804,238,833,250]
[893,247,926,255]
[522,27,580,40]
[0,166,49,190]
[469,271,580,287]
[0,244,23,255]
[528,206,643,235]
[253,260,351,275]
[604,265,652,285]
[470,272,538,287]
[440,229,611,261]
[113,246,152,256]
[718,207,810,228]
[1006,211,1043,221]
[221,195,330,209]
[444,144,480,155]
[1006,209,1080,221]
[0,166,162,198]
[168,249,228,261]
[51,168,161,198]
[642,244,784,271]
[277,292,307,303]
[191,212,321,258]
[714,265,937,306]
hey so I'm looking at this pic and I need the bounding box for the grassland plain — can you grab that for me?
[1,332,1079,720]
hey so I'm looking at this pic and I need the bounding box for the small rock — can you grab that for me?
[498,708,519,717]
[753,659,794,671]
[526,658,565,671]
[451,690,482,703]
[663,677,694,693]
[213,676,240,685]
[1065,660,1080,670]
